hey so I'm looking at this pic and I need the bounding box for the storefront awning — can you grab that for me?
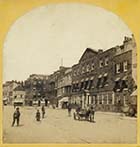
[115,77,120,81]
[85,78,89,81]
[90,76,94,80]
[131,89,137,96]
[122,76,127,80]
[98,75,102,78]
[81,79,84,82]
[104,73,108,77]
[59,97,69,102]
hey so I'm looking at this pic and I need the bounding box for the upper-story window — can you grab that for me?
[116,63,121,73]
[123,61,128,72]
[99,60,103,68]
[105,57,109,66]
[86,64,90,72]
[91,62,94,70]
[82,66,85,73]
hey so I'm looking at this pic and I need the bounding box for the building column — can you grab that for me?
[112,92,115,105]
[102,94,104,104]
[106,94,109,105]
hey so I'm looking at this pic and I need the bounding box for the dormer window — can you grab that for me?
[105,57,109,66]
[91,62,94,70]
[99,60,103,68]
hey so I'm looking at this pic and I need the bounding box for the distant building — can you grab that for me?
[24,74,48,106]
[13,85,26,106]
[57,68,72,108]
[47,66,70,106]
[3,81,19,104]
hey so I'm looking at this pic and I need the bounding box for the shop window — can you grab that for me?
[103,94,107,104]
[108,96,112,104]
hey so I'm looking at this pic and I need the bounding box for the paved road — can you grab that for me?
[3,106,136,144]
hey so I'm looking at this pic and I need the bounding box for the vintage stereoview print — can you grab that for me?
[2,3,137,144]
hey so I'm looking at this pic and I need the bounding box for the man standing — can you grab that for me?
[12,107,21,127]
[41,105,45,118]
[67,103,72,117]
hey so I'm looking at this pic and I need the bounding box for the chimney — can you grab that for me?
[98,49,103,54]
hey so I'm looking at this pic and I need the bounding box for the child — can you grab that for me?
[36,109,41,121]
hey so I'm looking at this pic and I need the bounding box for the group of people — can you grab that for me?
[12,105,46,127]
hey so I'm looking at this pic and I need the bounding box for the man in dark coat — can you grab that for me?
[67,103,72,116]
[36,109,41,121]
[12,107,21,127]
[41,105,45,118]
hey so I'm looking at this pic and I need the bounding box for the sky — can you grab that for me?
[3,3,132,82]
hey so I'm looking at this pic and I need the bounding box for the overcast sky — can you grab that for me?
[3,3,132,82]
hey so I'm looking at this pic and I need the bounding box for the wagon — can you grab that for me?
[73,108,95,122]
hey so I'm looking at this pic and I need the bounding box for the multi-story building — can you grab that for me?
[47,66,70,106]
[24,74,48,106]
[13,85,26,105]
[57,68,72,108]
[71,36,137,112]
[3,81,19,104]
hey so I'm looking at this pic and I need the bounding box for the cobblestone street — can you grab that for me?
[3,106,136,144]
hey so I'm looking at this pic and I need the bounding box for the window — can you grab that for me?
[80,82,84,90]
[121,80,128,89]
[123,61,128,72]
[85,81,89,89]
[116,63,121,73]
[102,76,108,87]
[99,60,103,68]
[88,80,93,89]
[99,95,102,104]
[97,78,102,88]
[108,96,112,104]
[86,64,90,72]
[105,57,109,66]
[103,94,108,104]
[91,62,94,71]
[114,80,121,92]
[82,66,85,73]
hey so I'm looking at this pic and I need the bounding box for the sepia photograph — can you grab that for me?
[2,2,137,144]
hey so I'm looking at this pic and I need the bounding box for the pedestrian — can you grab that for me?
[67,103,72,117]
[41,105,45,118]
[36,109,41,121]
[12,107,20,127]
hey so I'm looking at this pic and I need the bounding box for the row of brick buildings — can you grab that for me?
[3,35,137,112]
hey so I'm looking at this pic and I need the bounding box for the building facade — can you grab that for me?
[24,74,48,106]
[71,36,137,112]
[3,81,19,104]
